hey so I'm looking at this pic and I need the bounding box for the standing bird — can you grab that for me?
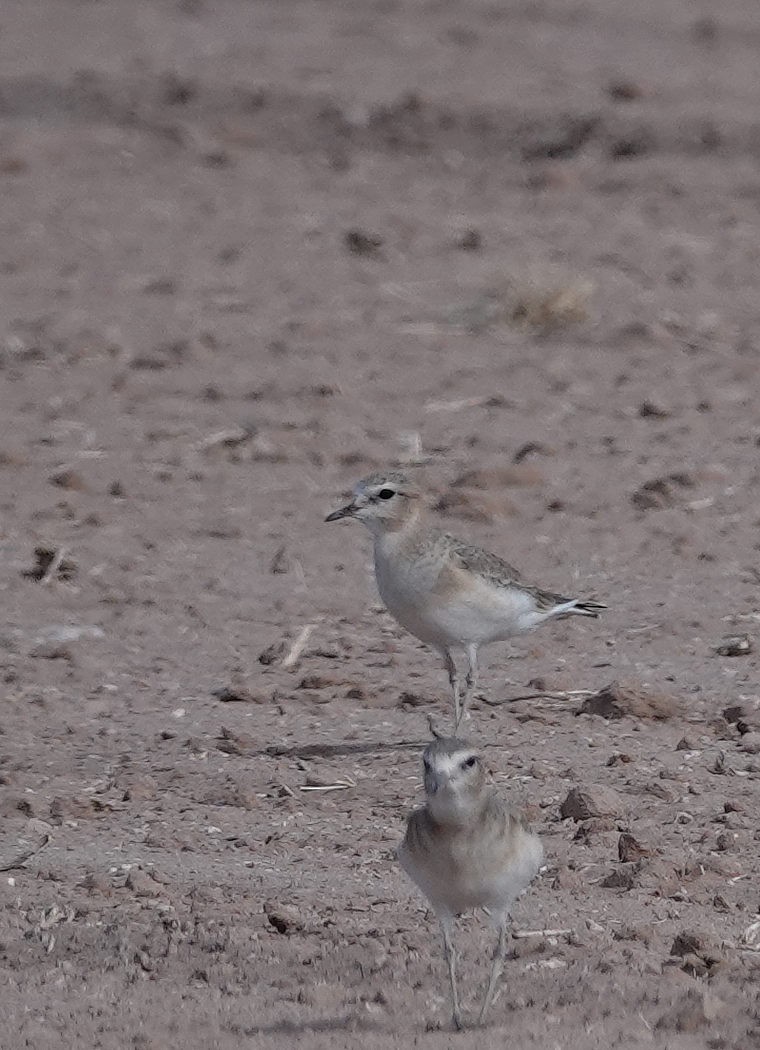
[398,735,543,1029]
[325,471,604,727]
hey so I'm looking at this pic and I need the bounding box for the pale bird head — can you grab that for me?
[421,736,486,825]
[325,471,420,534]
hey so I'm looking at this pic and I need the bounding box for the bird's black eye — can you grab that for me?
[378,488,395,500]
[462,755,478,770]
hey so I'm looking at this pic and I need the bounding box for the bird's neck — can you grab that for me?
[371,506,426,549]
[427,789,486,829]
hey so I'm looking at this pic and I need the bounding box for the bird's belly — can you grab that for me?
[425,584,537,646]
[400,836,543,918]
[375,565,447,645]
[375,553,536,646]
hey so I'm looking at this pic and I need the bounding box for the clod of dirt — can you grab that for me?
[714,634,753,657]
[638,399,670,418]
[141,275,177,295]
[125,866,167,897]
[49,795,96,823]
[670,930,706,958]
[259,640,286,665]
[606,79,645,102]
[397,690,428,708]
[631,472,696,511]
[22,546,77,582]
[574,817,616,844]
[212,682,262,703]
[512,441,554,463]
[270,544,291,574]
[600,864,639,890]
[344,228,384,257]
[78,872,112,895]
[560,785,624,821]
[580,680,680,720]
[49,468,87,490]
[455,228,482,251]
[298,673,340,690]
[669,930,723,978]
[216,727,256,756]
[618,832,651,862]
[264,900,304,935]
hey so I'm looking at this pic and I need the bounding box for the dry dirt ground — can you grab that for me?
[2,1,760,1047]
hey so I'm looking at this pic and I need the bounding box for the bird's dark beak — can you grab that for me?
[325,501,356,522]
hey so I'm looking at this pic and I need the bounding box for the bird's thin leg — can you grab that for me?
[478,921,508,1026]
[440,917,463,1030]
[459,644,479,724]
[441,649,461,727]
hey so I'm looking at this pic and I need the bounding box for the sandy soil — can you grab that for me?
[2,1,760,1047]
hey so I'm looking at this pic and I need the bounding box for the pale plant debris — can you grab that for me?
[448,273,593,334]
[300,775,357,792]
[282,622,318,669]
[0,822,51,871]
[512,927,573,939]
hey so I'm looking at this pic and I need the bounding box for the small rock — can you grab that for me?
[739,732,760,754]
[264,900,304,935]
[580,680,680,721]
[560,785,623,821]
[618,832,651,862]
[29,643,73,661]
[715,634,753,657]
[715,831,736,852]
[122,775,158,803]
[723,704,745,724]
